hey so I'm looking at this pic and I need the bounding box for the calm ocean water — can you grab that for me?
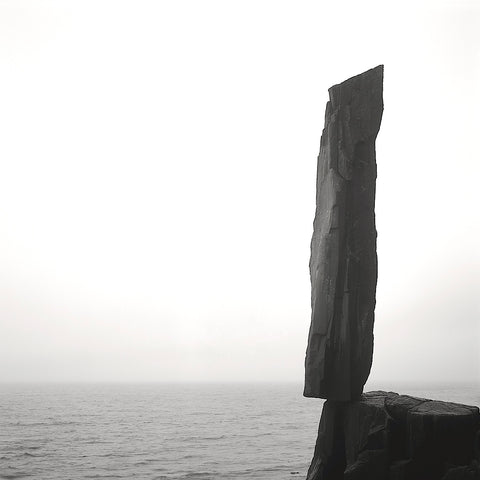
[0,382,478,480]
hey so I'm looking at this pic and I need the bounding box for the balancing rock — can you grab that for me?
[304,65,384,401]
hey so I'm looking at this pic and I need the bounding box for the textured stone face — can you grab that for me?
[306,392,480,480]
[304,66,384,401]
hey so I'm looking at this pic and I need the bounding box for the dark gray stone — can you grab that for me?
[306,391,393,480]
[441,461,480,480]
[302,65,480,480]
[304,65,384,401]
[306,391,480,480]
[406,399,480,476]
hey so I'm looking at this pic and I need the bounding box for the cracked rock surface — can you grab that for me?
[304,65,384,401]
[306,391,480,480]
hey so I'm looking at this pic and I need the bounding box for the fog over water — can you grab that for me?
[0,0,479,384]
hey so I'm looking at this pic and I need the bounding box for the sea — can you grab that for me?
[0,382,478,480]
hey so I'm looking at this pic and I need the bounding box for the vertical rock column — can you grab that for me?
[304,65,384,401]
[303,67,480,480]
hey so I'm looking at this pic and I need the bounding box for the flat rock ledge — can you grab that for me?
[306,391,480,480]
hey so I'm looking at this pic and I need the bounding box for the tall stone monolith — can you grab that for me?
[303,67,480,480]
[304,65,384,401]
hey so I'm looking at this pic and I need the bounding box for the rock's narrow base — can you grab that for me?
[306,391,480,480]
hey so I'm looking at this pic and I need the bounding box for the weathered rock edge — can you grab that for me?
[306,391,480,480]
[304,65,384,401]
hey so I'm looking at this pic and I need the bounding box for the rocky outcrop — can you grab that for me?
[304,65,384,401]
[306,391,480,480]
[303,66,480,480]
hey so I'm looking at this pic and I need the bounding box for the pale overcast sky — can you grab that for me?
[0,0,478,383]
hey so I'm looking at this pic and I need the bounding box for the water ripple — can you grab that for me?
[0,383,477,479]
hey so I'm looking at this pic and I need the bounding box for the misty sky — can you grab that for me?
[0,0,478,384]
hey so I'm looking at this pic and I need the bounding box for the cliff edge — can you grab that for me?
[306,391,480,480]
